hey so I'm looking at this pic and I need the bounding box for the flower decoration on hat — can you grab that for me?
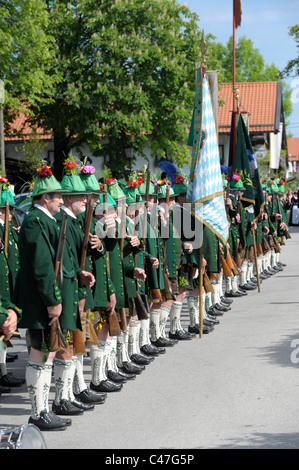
[0,175,10,191]
[64,155,80,175]
[106,177,117,185]
[232,174,240,182]
[80,165,95,175]
[175,175,187,184]
[36,165,53,179]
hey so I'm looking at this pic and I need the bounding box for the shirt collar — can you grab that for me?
[34,204,57,221]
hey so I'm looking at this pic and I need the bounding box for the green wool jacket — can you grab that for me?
[15,207,64,330]
[202,225,220,274]
[0,222,20,298]
[143,212,165,291]
[171,204,201,267]
[0,294,22,330]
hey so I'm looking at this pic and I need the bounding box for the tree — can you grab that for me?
[30,0,210,178]
[282,25,299,77]
[0,0,58,116]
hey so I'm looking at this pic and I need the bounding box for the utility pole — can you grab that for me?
[0,80,5,174]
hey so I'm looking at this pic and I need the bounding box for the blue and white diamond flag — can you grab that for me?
[187,72,228,244]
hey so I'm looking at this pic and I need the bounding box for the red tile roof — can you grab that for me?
[218,81,279,134]
[4,112,52,141]
[288,137,299,160]
[5,81,281,142]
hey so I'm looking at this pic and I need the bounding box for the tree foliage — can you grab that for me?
[0,0,58,117]
[282,24,299,77]
[30,0,212,177]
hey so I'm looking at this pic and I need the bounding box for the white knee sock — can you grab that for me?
[128,318,141,356]
[150,308,161,342]
[53,358,74,404]
[139,319,150,348]
[26,361,53,419]
[169,301,182,333]
[187,295,198,327]
[107,337,119,373]
[73,354,87,395]
[90,341,107,385]
[159,304,171,338]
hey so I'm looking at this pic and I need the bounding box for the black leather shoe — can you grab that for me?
[277,261,286,267]
[139,351,155,361]
[49,411,72,427]
[225,290,242,297]
[263,269,274,276]
[111,369,136,380]
[90,379,123,392]
[214,303,230,312]
[74,388,106,404]
[6,353,18,362]
[72,398,94,411]
[151,337,176,347]
[273,265,283,271]
[0,373,25,387]
[130,353,151,365]
[219,302,232,310]
[29,410,69,431]
[169,330,192,340]
[208,307,224,316]
[52,399,84,416]
[0,385,11,393]
[141,344,166,356]
[205,314,220,324]
[107,370,127,383]
[239,284,256,291]
[188,323,214,334]
[121,361,144,374]
[221,296,233,304]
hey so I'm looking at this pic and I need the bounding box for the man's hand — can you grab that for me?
[89,233,102,251]
[1,309,18,340]
[79,270,96,288]
[47,303,62,326]
[78,298,86,317]
[183,243,193,254]
[127,235,140,248]
[150,257,159,269]
[106,293,117,314]
[134,267,147,281]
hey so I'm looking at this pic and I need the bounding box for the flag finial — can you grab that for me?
[200,30,208,75]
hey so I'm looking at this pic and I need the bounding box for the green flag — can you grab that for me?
[233,114,264,218]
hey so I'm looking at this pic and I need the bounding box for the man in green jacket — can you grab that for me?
[15,164,94,431]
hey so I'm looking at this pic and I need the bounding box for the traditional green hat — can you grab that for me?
[95,193,117,211]
[268,179,279,193]
[106,178,126,200]
[0,176,16,208]
[276,178,286,195]
[61,174,90,195]
[223,178,228,189]
[157,182,175,199]
[79,166,102,194]
[117,178,127,189]
[32,165,64,198]
[229,174,245,191]
[123,185,146,205]
[138,180,155,196]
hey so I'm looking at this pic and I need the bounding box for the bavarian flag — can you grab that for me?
[187,69,228,244]
[233,113,265,218]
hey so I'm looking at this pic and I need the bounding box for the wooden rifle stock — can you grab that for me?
[150,183,163,302]
[76,195,98,351]
[102,185,122,336]
[50,213,68,352]
[226,248,240,276]
[220,252,233,277]
[118,196,128,330]
[4,201,9,258]
[276,194,291,240]
[203,271,214,293]
[163,185,175,301]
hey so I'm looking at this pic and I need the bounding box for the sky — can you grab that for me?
[179,0,299,137]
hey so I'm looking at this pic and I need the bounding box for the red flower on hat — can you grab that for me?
[137,177,143,185]
[37,166,53,178]
[175,175,185,184]
[128,181,138,188]
[106,177,115,184]
[232,174,240,181]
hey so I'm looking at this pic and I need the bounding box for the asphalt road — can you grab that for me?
[1,227,299,450]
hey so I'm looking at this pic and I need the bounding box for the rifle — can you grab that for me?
[276,194,291,240]
[163,185,175,301]
[103,184,121,336]
[226,247,241,276]
[4,201,9,259]
[220,252,233,278]
[150,183,163,302]
[203,271,214,293]
[50,212,68,352]
[76,194,99,350]
[251,227,261,293]
[133,193,149,320]
[118,195,128,330]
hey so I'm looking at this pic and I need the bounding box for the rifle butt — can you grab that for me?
[49,319,68,352]
[134,292,149,320]
[220,254,233,277]
[108,311,122,336]
[73,329,87,355]
[203,271,214,293]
